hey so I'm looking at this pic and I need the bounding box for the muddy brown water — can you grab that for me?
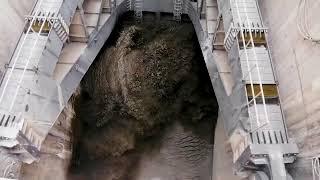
[68,12,219,180]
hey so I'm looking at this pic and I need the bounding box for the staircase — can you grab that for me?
[173,0,183,21]
[134,0,143,20]
[205,0,234,95]
[223,24,238,51]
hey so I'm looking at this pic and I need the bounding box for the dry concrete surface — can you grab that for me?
[258,0,320,178]
[0,0,36,78]
[212,113,241,180]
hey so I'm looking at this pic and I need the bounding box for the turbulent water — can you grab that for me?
[69,13,219,180]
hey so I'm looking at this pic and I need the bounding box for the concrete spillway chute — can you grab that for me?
[0,0,299,179]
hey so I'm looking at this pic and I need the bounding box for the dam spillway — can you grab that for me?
[0,0,319,179]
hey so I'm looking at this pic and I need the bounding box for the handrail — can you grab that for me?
[9,12,51,112]
[0,0,40,88]
[134,0,143,20]
[234,0,270,129]
[0,0,45,105]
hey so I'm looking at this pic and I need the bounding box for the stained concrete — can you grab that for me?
[212,113,241,180]
[20,96,76,180]
[0,1,37,178]
[0,0,36,78]
[258,0,320,178]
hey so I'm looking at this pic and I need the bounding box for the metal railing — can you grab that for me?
[0,0,45,112]
[134,0,143,20]
[0,0,68,114]
[0,0,68,151]
[9,15,50,112]
[233,0,270,130]
[126,0,132,11]
[173,0,183,21]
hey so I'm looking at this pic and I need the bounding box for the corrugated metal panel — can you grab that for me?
[230,0,262,27]
[0,70,34,112]
[9,34,48,70]
[248,104,284,131]
[239,46,275,84]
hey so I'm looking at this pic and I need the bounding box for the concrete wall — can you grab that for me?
[20,98,75,180]
[258,0,320,178]
[143,0,174,13]
[212,113,241,180]
[0,0,36,78]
